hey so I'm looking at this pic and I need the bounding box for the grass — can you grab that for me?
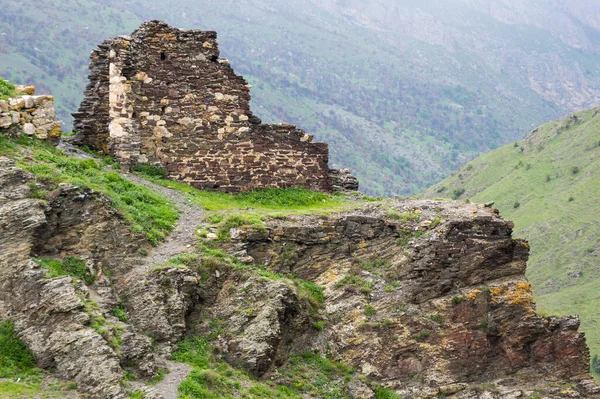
[161,242,327,317]
[335,271,373,294]
[131,164,349,215]
[34,256,96,285]
[374,387,402,399]
[0,135,178,246]
[422,107,600,378]
[172,336,354,399]
[0,320,40,381]
[0,320,75,397]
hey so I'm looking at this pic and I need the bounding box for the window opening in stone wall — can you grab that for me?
[160,51,166,60]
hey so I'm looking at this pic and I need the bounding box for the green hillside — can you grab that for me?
[422,108,600,377]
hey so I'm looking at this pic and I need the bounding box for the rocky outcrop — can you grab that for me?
[0,158,195,398]
[1,146,599,398]
[0,84,61,143]
[73,21,358,193]
[214,201,600,398]
[0,158,125,398]
[190,271,309,377]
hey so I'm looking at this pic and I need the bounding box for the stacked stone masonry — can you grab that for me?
[0,85,61,143]
[74,20,354,193]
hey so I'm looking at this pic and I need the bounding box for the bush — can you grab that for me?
[513,201,520,209]
[111,307,128,323]
[592,354,600,375]
[413,329,430,341]
[364,305,377,317]
[571,166,580,175]
[375,387,402,399]
[0,78,16,100]
[451,188,465,200]
[452,296,464,304]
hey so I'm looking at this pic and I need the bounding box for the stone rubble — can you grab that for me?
[0,84,61,143]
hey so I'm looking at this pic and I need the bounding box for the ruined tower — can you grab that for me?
[73,20,358,193]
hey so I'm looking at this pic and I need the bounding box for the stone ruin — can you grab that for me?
[0,84,61,143]
[73,20,358,193]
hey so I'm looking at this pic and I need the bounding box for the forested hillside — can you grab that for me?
[1,0,600,194]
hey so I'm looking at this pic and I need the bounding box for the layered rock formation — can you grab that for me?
[73,21,356,193]
[0,84,61,143]
[0,158,195,398]
[207,202,600,398]
[1,138,599,397]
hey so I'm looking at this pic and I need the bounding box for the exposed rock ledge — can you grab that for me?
[1,155,599,398]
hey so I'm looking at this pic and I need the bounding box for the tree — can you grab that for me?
[593,354,600,375]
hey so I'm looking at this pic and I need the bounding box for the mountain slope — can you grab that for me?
[422,107,600,376]
[2,0,600,194]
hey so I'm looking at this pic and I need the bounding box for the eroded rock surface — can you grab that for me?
[2,151,599,398]
[218,201,600,398]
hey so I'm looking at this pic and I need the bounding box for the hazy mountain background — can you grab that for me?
[1,0,600,195]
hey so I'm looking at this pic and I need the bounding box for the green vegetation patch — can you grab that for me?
[0,77,17,100]
[34,256,96,285]
[374,386,402,399]
[0,136,178,246]
[132,164,348,214]
[0,320,40,381]
[0,320,78,397]
[173,336,353,398]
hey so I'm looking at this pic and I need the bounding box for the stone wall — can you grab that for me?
[73,20,353,193]
[0,85,61,143]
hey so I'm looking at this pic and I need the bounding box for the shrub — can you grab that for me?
[571,166,580,175]
[452,296,464,305]
[111,307,128,323]
[364,305,377,317]
[451,188,465,200]
[0,78,16,100]
[312,321,326,330]
[513,201,520,209]
[374,387,402,399]
[592,354,600,375]
[413,329,430,341]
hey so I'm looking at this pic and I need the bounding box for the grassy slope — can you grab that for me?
[0,135,179,246]
[422,108,600,376]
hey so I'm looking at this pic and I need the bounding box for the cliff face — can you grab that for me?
[0,144,598,398]
[216,202,600,397]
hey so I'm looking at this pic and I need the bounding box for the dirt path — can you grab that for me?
[122,171,205,270]
[59,141,205,270]
[58,141,200,398]
[153,361,192,399]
